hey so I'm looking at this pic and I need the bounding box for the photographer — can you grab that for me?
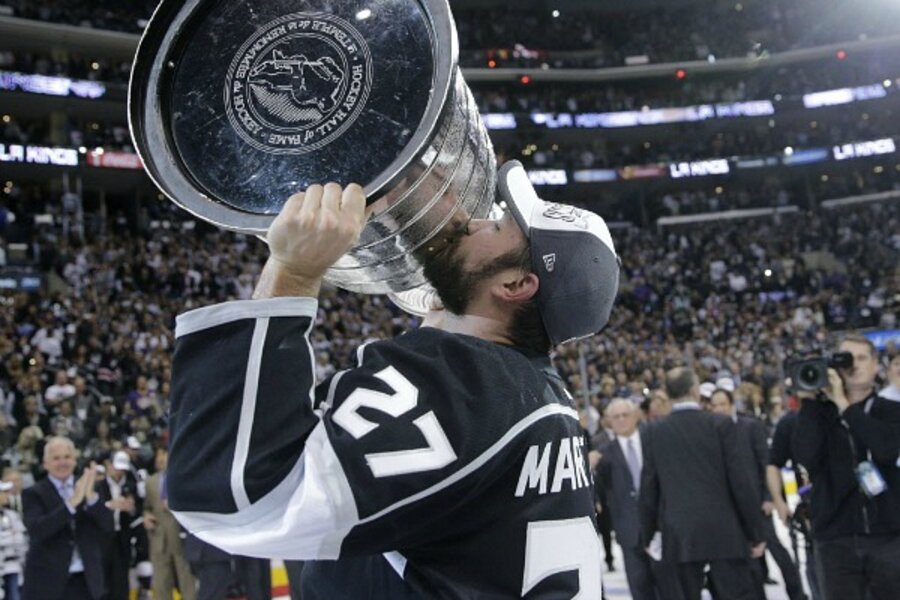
[793,334,900,600]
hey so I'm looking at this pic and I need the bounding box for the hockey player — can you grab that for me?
[167,161,619,598]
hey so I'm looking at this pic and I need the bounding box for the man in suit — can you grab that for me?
[640,368,765,600]
[597,399,682,600]
[710,389,807,600]
[96,451,140,600]
[22,436,115,600]
[144,446,196,600]
[182,532,233,600]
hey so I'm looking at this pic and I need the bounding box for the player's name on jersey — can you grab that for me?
[515,435,592,497]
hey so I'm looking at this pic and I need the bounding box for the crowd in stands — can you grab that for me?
[497,106,897,170]
[458,0,900,68]
[646,168,900,217]
[4,47,899,118]
[1,116,134,153]
[1,0,157,33]
[475,63,900,115]
[0,50,133,84]
[3,0,900,68]
[1,175,897,452]
[4,99,896,176]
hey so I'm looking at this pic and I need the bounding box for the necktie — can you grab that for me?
[626,437,641,492]
[62,481,74,502]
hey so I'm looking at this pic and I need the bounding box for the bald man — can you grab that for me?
[596,400,682,600]
[23,437,114,600]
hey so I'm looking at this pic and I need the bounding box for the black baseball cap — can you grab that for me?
[498,161,620,345]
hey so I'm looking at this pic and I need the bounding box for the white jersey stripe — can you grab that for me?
[356,404,579,527]
[231,316,269,510]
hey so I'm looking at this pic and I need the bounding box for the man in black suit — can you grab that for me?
[96,451,140,600]
[597,399,682,600]
[182,532,233,600]
[640,368,765,600]
[710,389,807,600]
[22,436,114,600]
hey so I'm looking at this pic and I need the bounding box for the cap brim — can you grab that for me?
[497,160,539,237]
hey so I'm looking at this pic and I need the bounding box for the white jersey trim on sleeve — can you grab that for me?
[230,317,269,510]
[172,421,358,560]
[175,297,318,338]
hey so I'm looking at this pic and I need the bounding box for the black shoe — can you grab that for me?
[606,563,615,572]
[764,577,778,585]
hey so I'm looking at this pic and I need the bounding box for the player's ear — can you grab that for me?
[492,270,539,305]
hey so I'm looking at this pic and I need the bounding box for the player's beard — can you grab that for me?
[423,241,531,316]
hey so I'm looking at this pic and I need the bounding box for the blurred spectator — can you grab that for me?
[0,479,27,600]
[646,389,672,421]
[881,351,900,400]
[143,446,196,600]
[1,469,24,517]
[49,399,85,445]
[97,451,139,600]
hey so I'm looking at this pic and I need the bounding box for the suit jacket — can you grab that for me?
[598,431,644,549]
[735,414,771,503]
[22,476,114,600]
[96,472,142,539]
[144,472,188,561]
[639,408,763,563]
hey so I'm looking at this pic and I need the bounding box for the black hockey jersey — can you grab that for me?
[167,297,602,598]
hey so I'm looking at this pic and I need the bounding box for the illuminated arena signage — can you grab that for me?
[527,169,568,185]
[0,71,106,99]
[0,144,79,166]
[481,113,517,130]
[833,138,896,160]
[86,151,144,170]
[669,159,730,178]
[803,84,887,109]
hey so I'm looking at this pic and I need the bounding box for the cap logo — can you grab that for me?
[542,203,589,230]
[542,253,557,272]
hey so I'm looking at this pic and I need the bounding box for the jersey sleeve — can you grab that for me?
[167,300,564,560]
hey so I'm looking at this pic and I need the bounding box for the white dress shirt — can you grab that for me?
[616,430,643,472]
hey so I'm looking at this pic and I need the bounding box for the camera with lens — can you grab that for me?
[785,352,854,392]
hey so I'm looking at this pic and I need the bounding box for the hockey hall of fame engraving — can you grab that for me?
[224,12,374,155]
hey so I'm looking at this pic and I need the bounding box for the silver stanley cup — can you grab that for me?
[129,0,496,295]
